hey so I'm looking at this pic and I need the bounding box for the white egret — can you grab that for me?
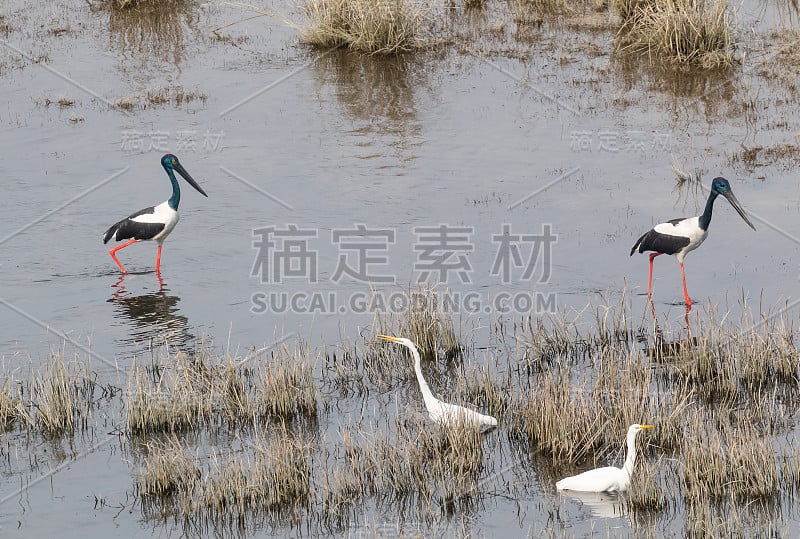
[556,424,653,493]
[377,335,498,428]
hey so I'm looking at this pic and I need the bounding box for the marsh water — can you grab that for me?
[2,0,800,536]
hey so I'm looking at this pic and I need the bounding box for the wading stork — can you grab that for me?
[556,424,653,493]
[103,154,207,274]
[377,335,498,429]
[630,177,755,308]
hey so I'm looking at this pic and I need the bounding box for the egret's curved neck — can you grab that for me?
[622,430,639,477]
[166,167,181,210]
[409,345,438,409]
[698,190,718,231]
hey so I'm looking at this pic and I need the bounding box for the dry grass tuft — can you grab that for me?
[145,86,206,107]
[615,0,735,67]
[301,0,424,54]
[625,457,671,512]
[110,0,187,9]
[126,353,212,435]
[254,344,318,421]
[137,437,201,497]
[321,418,484,527]
[34,353,94,436]
[375,285,463,363]
[729,143,800,172]
[682,421,779,500]
[511,371,607,464]
[204,430,311,517]
[0,378,28,431]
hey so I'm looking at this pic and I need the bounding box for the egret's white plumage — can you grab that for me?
[556,424,652,493]
[378,335,498,429]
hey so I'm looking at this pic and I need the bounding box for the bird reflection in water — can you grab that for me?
[109,274,194,355]
[643,299,697,360]
[557,490,627,520]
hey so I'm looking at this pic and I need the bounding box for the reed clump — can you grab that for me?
[626,457,671,513]
[204,430,311,518]
[401,286,463,361]
[34,352,94,436]
[253,343,318,421]
[126,353,212,435]
[110,0,187,9]
[511,371,607,464]
[301,0,424,54]
[615,0,735,68]
[137,437,201,497]
[682,423,779,500]
[414,420,485,502]
[0,378,28,431]
[456,358,509,419]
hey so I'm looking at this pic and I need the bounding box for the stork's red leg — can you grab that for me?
[647,253,661,297]
[109,239,138,274]
[155,244,163,274]
[679,261,692,310]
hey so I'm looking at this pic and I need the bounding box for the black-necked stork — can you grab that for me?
[103,154,207,274]
[630,177,755,308]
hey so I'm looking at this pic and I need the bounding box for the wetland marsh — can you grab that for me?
[2,0,800,537]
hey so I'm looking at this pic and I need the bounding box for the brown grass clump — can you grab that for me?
[205,430,311,517]
[615,0,735,68]
[34,353,94,436]
[110,0,187,8]
[0,378,27,431]
[625,457,671,513]
[511,371,607,464]
[301,0,424,54]
[145,86,207,107]
[253,344,318,421]
[321,418,484,526]
[221,361,249,421]
[682,421,779,500]
[137,437,201,497]
[375,285,463,363]
[729,143,800,172]
[126,353,212,435]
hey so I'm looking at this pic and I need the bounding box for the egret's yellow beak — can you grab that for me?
[377,334,402,343]
[640,425,654,429]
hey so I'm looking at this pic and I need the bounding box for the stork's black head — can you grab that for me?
[710,177,732,195]
[160,153,207,199]
[161,154,180,170]
[710,177,755,230]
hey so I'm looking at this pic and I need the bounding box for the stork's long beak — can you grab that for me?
[377,334,402,343]
[174,161,208,197]
[721,190,755,230]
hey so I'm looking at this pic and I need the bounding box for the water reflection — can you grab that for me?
[106,1,200,69]
[613,51,735,105]
[312,50,426,164]
[108,274,194,354]
[558,490,627,519]
[642,299,696,358]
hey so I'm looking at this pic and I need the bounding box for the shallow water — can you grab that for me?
[2,0,800,536]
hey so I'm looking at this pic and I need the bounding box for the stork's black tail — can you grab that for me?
[630,232,647,256]
[103,220,124,244]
